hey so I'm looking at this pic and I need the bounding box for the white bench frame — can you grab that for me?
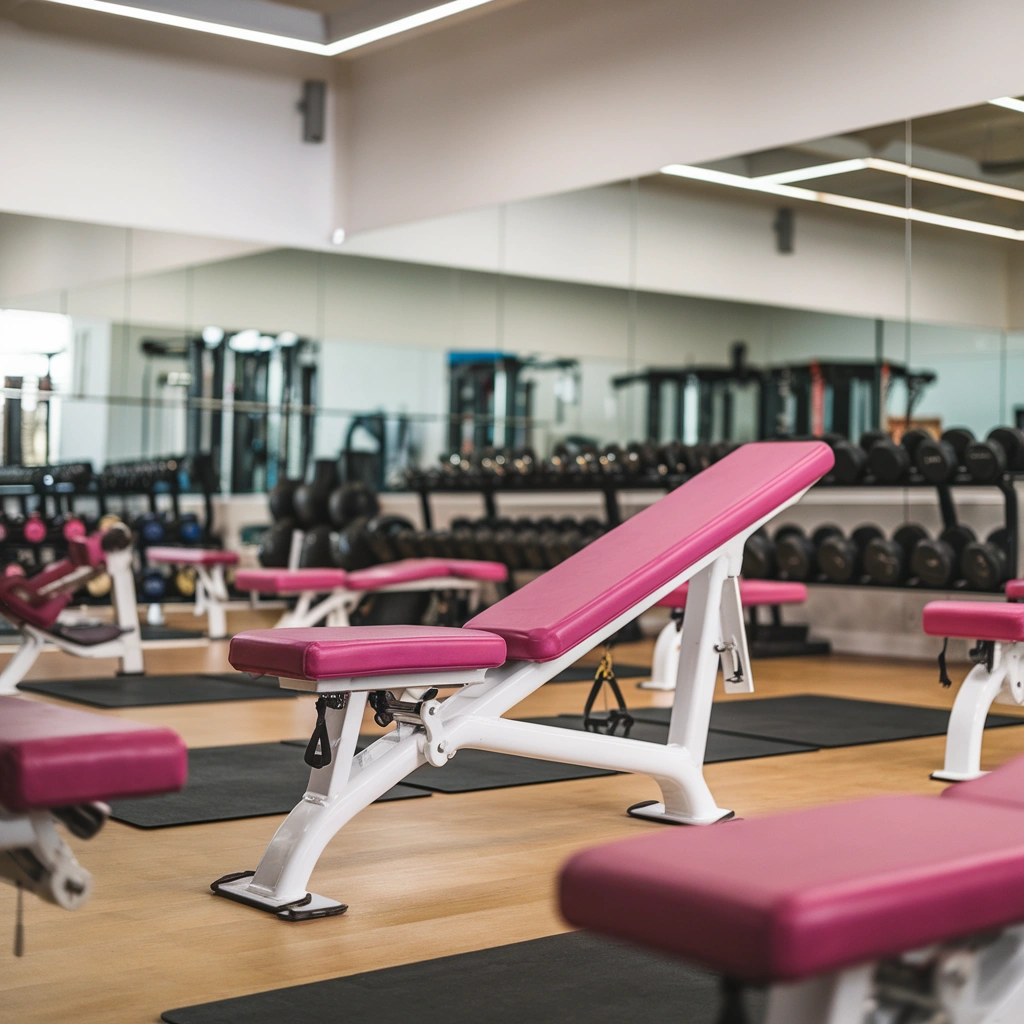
[148,559,232,640]
[214,483,814,920]
[933,640,1024,782]
[758,924,1024,1023]
[0,548,143,695]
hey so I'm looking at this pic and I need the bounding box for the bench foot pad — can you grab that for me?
[626,799,735,826]
[211,872,347,921]
[931,769,989,783]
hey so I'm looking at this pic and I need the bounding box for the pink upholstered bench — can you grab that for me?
[923,599,1024,782]
[0,695,186,916]
[145,546,239,640]
[1006,579,1024,600]
[213,441,833,920]
[235,558,508,630]
[641,579,812,690]
[560,752,1024,1022]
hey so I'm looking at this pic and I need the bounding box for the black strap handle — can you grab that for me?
[937,637,952,688]
[305,696,333,769]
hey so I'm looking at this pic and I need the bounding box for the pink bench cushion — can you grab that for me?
[943,752,1024,811]
[0,696,187,812]
[560,793,1024,983]
[1007,580,1024,600]
[467,442,833,661]
[923,601,1024,642]
[235,568,349,594]
[656,579,807,609]
[347,558,508,589]
[229,625,507,680]
[145,546,238,566]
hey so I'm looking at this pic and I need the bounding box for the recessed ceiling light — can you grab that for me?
[331,228,347,245]
[990,97,1024,114]
[660,163,1023,241]
[34,0,499,55]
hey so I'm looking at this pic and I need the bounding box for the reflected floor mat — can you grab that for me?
[18,673,297,708]
[551,662,649,683]
[632,694,1024,748]
[110,742,428,828]
[162,931,764,1024]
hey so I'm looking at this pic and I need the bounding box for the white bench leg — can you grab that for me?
[108,549,144,675]
[197,566,228,639]
[933,652,1010,782]
[0,631,44,694]
[765,965,873,1024]
[637,618,681,691]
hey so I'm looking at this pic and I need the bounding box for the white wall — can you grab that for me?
[0,20,336,247]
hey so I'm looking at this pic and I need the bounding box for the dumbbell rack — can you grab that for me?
[411,476,682,530]
[799,473,1020,593]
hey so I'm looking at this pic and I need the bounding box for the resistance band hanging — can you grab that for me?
[937,637,952,688]
[582,647,634,737]
[304,694,348,769]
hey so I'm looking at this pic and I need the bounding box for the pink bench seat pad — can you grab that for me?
[235,568,349,594]
[923,600,1024,641]
[347,558,507,589]
[467,442,832,661]
[0,696,187,812]
[229,625,507,680]
[656,579,807,610]
[560,793,1024,983]
[1007,579,1024,599]
[145,546,238,566]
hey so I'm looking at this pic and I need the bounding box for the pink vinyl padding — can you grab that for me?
[922,601,1024,642]
[559,793,1024,984]
[467,442,833,661]
[229,625,507,680]
[68,533,105,568]
[1007,580,1024,600]
[235,567,349,594]
[943,752,1024,811]
[145,546,238,566]
[0,696,187,812]
[0,566,74,630]
[656,579,807,610]
[347,558,507,589]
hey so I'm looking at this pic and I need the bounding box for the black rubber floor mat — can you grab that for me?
[550,662,649,683]
[109,742,428,827]
[18,674,297,708]
[162,931,764,1024]
[632,694,1024,748]
[141,624,206,641]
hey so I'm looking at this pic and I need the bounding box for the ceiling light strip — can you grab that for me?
[35,0,498,55]
[990,97,1024,114]
[660,163,1024,242]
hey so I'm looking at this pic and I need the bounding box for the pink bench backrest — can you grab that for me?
[466,441,833,661]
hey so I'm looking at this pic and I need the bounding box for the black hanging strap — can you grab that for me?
[304,694,348,769]
[583,647,634,737]
[937,637,952,688]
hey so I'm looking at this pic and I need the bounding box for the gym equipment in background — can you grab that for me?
[914,427,975,483]
[816,525,884,584]
[773,524,841,582]
[0,524,145,693]
[964,426,1024,483]
[961,528,1013,591]
[911,524,977,588]
[863,523,929,585]
[144,547,239,639]
[830,430,886,484]
[211,441,833,920]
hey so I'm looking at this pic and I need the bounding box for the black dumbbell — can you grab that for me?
[867,430,931,484]
[293,460,339,528]
[268,478,300,521]
[472,518,503,563]
[299,523,334,567]
[138,569,168,603]
[962,528,1013,591]
[775,524,842,581]
[817,525,885,583]
[910,524,977,588]
[328,481,381,530]
[831,431,887,485]
[330,516,381,570]
[964,427,1024,483]
[258,518,296,567]
[914,428,975,484]
[365,514,415,563]
[741,528,774,579]
[863,524,929,586]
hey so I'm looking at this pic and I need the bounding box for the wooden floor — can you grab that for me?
[3,610,1023,1023]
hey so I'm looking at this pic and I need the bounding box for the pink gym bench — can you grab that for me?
[235,558,507,630]
[560,753,1024,1024]
[145,546,239,639]
[925,596,1024,782]
[0,695,185,930]
[640,579,809,690]
[0,525,144,694]
[212,441,833,920]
